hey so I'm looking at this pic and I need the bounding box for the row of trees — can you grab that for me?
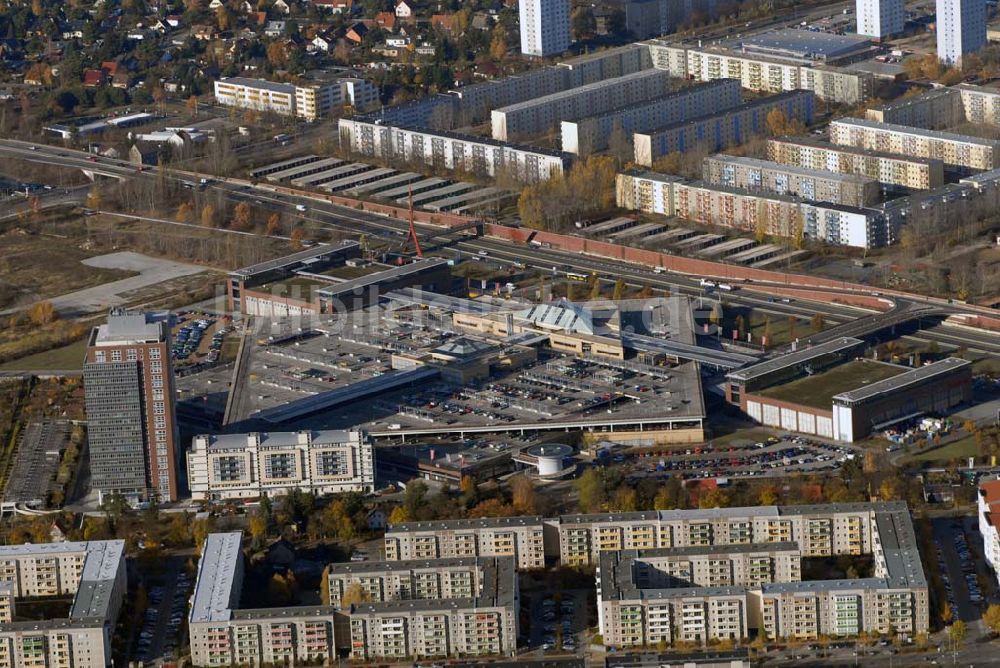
[517,156,617,232]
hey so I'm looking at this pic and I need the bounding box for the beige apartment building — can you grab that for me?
[213,76,378,121]
[186,429,375,501]
[189,533,518,665]
[865,84,1000,129]
[384,517,547,570]
[702,155,879,207]
[0,541,127,668]
[766,137,945,190]
[595,503,928,648]
[829,117,1000,170]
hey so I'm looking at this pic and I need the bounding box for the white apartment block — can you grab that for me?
[856,0,905,39]
[703,155,880,207]
[645,41,873,106]
[616,169,892,248]
[327,558,487,608]
[214,77,379,121]
[561,79,743,155]
[384,517,547,570]
[189,533,518,665]
[865,87,966,129]
[632,91,815,166]
[957,83,1000,125]
[937,0,986,65]
[978,478,1000,587]
[338,118,570,183]
[0,541,127,668]
[767,137,946,190]
[186,430,375,501]
[594,503,928,648]
[491,68,674,141]
[519,0,570,57]
[829,117,1000,170]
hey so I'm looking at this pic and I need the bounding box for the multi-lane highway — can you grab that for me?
[2,137,999,359]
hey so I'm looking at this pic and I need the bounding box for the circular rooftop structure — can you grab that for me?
[525,443,574,476]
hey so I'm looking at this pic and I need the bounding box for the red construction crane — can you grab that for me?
[402,186,423,258]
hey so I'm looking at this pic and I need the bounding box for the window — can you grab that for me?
[94,351,106,363]
[150,348,160,360]
[127,348,137,361]
[111,350,122,362]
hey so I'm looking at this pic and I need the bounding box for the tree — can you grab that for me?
[269,573,292,605]
[388,505,410,524]
[185,95,199,118]
[28,301,56,326]
[265,212,282,236]
[575,467,605,513]
[489,28,508,61]
[460,475,477,495]
[948,620,967,649]
[289,227,306,248]
[176,202,194,223]
[765,109,787,136]
[267,41,288,67]
[810,313,824,333]
[610,486,638,512]
[340,582,367,608]
[612,278,626,300]
[941,604,954,626]
[231,201,253,231]
[85,188,101,210]
[469,498,515,518]
[787,316,797,341]
[698,488,730,509]
[248,512,268,548]
[511,475,537,514]
[571,7,596,41]
[201,203,216,227]
[984,605,1000,635]
[758,485,779,506]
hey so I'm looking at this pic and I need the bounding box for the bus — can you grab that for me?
[567,272,589,282]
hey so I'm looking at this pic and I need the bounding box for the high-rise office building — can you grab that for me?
[936,0,986,65]
[856,0,905,39]
[519,0,570,57]
[83,309,179,502]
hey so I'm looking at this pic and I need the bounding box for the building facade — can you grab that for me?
[936,0,986,65]
[338,118,570,182]
[186,430,375,501]
[644,41,873,105]
[856,0,904,39]
[561,79,743,155]
[491,68,674,141]
[615,170,894,248]
[214,77,379,120]
[766,137,946,190]
[84,309,179,502]
[0,541,127,668]
[633,91,815,166]
[829,117,1000,170]
[519,0,570,57]
[384,517,547,570]
[703,155,880,207]
[978,478,1000,587]
[592,504,928,648]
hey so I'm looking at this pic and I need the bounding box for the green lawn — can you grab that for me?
[758,360,907,410]
[906,436,978,463]
[0,339,88,372]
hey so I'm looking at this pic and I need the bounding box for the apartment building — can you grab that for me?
[519,0,570,57]
[703,155,880,207]
[189,533,518,665]
[594,503,928,648]
[384,517,546,570]
[0,541,127,668]
[937,0,986,66]
[84,308,179,502]
[644,41,873,105]
[633,91,815,166]
[343,557,518,660]
[338,118,570,183]
[956,83,1000,125]
[865,87,966,129]
[186,430,375,501]
[978,478,1000,587]
[214,76,379,121]
[491,68,674,141]
[326,558,486,608]
[856,0,904,39]
[766,137,946,190]
[829,117,1000,170]
[615,169,893,248]
[561,79,743,155]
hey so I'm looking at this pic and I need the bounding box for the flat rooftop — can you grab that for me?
[832,117,1000,149]
[758,359,909,410]
[726,337,863,383]
[196,429,359,451]
[229,242,359,280]
[708,155,876,186]
[92,310,167,346]
[190,531,243,624]
[768,136,943,167]
[726,28,872,61]
[832,357,970,405]
[217,76,295,94]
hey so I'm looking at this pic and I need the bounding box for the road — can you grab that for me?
[2,138,999,361]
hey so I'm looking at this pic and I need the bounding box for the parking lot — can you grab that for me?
[525,588,590,656]
[933,517,990,624]
[170,311,233,367]
[135,558,194,664]
[619,435,858,481]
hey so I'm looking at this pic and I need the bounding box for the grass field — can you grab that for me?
[906,436,978,463]
[759,360,907,409]
[0,339,88,372]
